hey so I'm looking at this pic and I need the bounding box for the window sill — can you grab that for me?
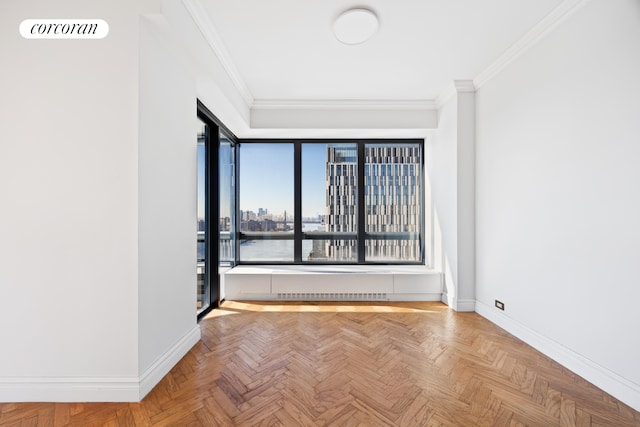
[223,265,442,301]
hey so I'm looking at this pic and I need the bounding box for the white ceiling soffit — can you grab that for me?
[251,99,437,110]
[250,101,438,130]
[183,0,587,125]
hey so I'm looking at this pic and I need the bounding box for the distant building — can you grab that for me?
[323,144,421,261]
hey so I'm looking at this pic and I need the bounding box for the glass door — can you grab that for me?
[196,117,209,313]
[197,102,237,318]
[218,130,235,278]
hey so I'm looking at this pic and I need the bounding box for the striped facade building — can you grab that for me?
[323,144,422,262]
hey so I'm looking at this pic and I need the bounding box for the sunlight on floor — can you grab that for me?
[204,301,446,318]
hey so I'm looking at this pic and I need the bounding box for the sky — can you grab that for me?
[197,126,206,220]
[198,140,234,220]
[198,142,330,220]
[240,143,328,218]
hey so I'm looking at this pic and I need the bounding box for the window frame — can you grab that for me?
[196,100,239,321]
[236,139,425,265]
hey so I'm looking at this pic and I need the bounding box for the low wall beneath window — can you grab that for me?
[223,265,442,301]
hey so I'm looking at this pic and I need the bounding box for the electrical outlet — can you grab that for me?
[495,300,505,311]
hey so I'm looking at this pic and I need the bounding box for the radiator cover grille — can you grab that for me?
[276,292,388,301]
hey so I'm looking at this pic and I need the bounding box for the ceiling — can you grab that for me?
[192,0,565,104]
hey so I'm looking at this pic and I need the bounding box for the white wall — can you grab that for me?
[455,88,476,309]
[427,97,458,303]
[0,0,145,400]
[476,0,640,410]
[137,14,200,392]
[0,0,236,401]
[427,83,476,312]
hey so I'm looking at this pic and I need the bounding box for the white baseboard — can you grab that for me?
[0,377,140,402]
[475,300,640,412]
[139,325,201,400]
[440,293,475,312]
[441,292,452,306]
[0,325,201,403]
[456,299,476,312]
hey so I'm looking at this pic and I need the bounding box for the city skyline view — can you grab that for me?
[197,138,423,263]
[199,142,391,222]
[239,143,331,218]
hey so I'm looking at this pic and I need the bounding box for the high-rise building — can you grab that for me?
[323,144,422,262]
[324,145,358,260]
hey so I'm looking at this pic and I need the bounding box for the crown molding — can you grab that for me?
[473,0,590,90]
[435,80,475,109]
[182,0,254,107]
[435,0,589,106]
[453,80,476,93]
[184,0,589,118]
[252,99,438,111]
[435,84,456,109]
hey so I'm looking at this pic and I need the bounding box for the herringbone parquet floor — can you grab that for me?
[1,301,638,426]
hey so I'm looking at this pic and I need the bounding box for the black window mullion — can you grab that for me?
[203,122,213,309]
[357,142,366,263]
[420,142,426,264]
[294,142,302,263]
[234,142,241,264]
[209,123,221,308]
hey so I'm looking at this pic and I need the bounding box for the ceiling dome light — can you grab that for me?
[333,8,379,45]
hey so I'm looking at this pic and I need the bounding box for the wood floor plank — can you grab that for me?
[1,301,639,426]
[397,392,436,426]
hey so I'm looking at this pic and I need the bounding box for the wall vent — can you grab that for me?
[276,292,388,301]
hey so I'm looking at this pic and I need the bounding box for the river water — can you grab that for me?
[239,222,323,262]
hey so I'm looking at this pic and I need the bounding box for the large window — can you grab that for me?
[238,143,294,262]
[238,140,423,264]
[303,143,358,262]
[364,144,423,262]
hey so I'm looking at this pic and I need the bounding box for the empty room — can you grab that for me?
[1,0,639,425]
